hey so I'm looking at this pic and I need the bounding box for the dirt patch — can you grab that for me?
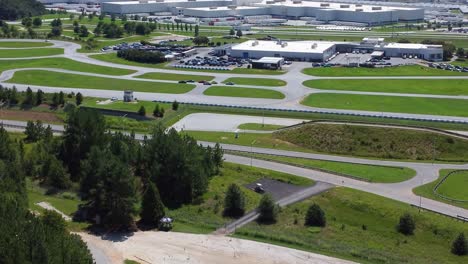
[245,178,308,201]
[0,109,62,123]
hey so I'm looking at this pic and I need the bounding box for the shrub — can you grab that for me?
[257,194,277,224]
[397,213,415,235]
[305,203,326,227]
[451,233,468,256]
[223,184,245,217]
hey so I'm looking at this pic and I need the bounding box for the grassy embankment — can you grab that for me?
[237,123,284,131]
[0,48,64,58]
[222,77,287,87]
[6,70,195,94]
[303,79,468,96]
[136,72,214,82]
[302,93,468,117]
[413,169,468,210]
[203,86,285,99]
[302,65,468,77]
[234,187,468,264]
[186,123,468,162]
[0,42,53,48]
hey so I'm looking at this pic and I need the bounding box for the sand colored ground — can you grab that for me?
[80,231,356,264]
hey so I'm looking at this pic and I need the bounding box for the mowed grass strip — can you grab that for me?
[7,70,195,94]
[303,79,468,96]
[204,86,285,99]
[302,65,468,77]
[435,170,468,201]
[0,48,63,58]
[0,58,135,75]
[137,72,214,82]
[302,93,468,117]
[234,187,468,264]
[0,42,54,48]
[238,123,284,131]
[413,169,468,210]
[236,153,416,183]
[223,77,287,87]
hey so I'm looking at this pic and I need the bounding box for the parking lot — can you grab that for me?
[429,62,468,72]
[172,51,250,70]
[245,178,308,201]
[328,53,419,67]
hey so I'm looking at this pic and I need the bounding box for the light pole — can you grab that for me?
[250,140,256,166]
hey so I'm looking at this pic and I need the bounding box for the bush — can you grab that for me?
[451,233,468,256]
[257,194,277,224]
[138,105,146,116]
[223,184,245,217]
[304,203,326,227]
[397,213,415,235]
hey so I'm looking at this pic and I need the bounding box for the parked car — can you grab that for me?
[225,82,235,85]
[178,80,186,83]
[203,81,211,85]
[254,183,265,193]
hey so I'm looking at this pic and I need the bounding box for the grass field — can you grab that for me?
[413,169,468,210]
[0,58,135,76]
[7,70,195,94]
[203,86,285,99]
[222,77,287,87]
[27,180,81,216]
[0,42,53,48]
[436,170,468,200]
[238,123,284,131]
[275,123,468,162]
[303,79,468,96]
[234,187,468,264]
[168,163,314,234]
[302,93,468,117]
[0,48,64,58]
[236,153,416,183]
[136,72,214,82]
[186,123,468,162]
[302,65,468,77]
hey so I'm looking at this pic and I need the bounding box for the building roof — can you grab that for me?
[106,0,230,5]
[185,6,264,11]
[232,40,336,54]
[253,57,284,63]
[383,43,443,50]
[255,0,421,12]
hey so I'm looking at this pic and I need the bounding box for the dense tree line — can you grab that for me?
[117,49,166,64]
[0,0,45,20]
[0,127,93,264]
[93,21,124,38]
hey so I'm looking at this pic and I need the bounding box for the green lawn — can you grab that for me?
[413,169,468,210]
[234,187,468,264]
[169,163,314,234]
[7,70,195,94]
[0,42,53,48]
[89,53,169,69]
[0,58,135,76]
[436,170,468,200]
[136,72,214,82]
[303,79,468,96]
[302,93,468,117]
[27,180,81,216]
[302,65,468,77]
[223,77,287,87]
[452,59,468,67]
[238,123,284,131]
[238,153,416,183]
[0,48,63,58]
[204,86,285,99]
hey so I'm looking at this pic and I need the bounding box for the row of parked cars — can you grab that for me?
[428,62,468,72]
[178,56,249,68]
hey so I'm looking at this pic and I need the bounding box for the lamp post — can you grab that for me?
[250,140,256,166]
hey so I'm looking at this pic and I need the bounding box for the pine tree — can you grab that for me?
[153,104,160,117]
[140,181,165,226]
[35,89,44,106]
[451,233,468,256]
[138,105,146,116]
[76,92,83,105]
[305,203,326,227]
[236,29,243,37]
[194,24,199,37]
[22,87,34,106]
[58,91,65,106]
[51,92,59,107]
[258,194,277,223]
[397,213,415,235]
[224,184,245,217]
[229,28,235,35]
[172,100,179,111]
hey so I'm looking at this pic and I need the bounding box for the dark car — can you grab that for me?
[178,80,186,84]
[254,183,265,193]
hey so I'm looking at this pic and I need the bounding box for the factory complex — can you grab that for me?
[101,0,425,25]
[227,38,443,62]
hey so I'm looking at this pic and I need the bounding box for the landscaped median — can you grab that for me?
[203,86,285,99]
[6,70,196,94]
[0,48,64,58]
[0,41,54,48]
[222,77,287,87]
[302,65,468,77]
[302,93,468,117]
[303,79,468,96]
[136,72,214,82]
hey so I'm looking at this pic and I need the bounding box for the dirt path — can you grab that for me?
[80,231,355,264]
[36,201,71,221]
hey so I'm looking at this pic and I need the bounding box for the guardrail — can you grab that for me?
[411,204,468,223]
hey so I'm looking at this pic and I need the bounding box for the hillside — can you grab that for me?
[0,0,45,21]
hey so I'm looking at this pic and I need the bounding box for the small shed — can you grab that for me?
[123,90,134,102]
[251,57,284,70]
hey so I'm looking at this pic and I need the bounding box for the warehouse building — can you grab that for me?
[377,43,443,61]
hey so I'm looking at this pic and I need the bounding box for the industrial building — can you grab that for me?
[101,0,425,25]
[227,38,443,61]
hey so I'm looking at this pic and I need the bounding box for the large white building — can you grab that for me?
[101,0,425,25]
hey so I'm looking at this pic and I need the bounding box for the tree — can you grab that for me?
[184,23,188,31]
[135,23,150,35]
[172,100,179,111]
[153,104,160,117]
[32,17,42,27]
[448,23,452,31]
[140,181,165,226]
[76,92,83,105]
[451,233,467,256]
[35,89,44,106]
[22,17,32,27]
[229,28,235,35]
[456,47,465,58]
[305,203,326,227]
[58,91,65,106]
[50,18,62,27]
[194,24,199,37]
[223,184,245,217]
[22,87,34,107]
[193,36,209,46]
[236,29,243,37]
[258,194,277,223]
[50,26,62,37]
[0,0,46,20]
[397,213,415,235]
[79,25,89,37]
[138,105,146,116]
[44,155,71,189]
[189,24,193,31]
[24,120,42,142]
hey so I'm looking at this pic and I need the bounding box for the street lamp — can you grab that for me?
[250,139,256,166]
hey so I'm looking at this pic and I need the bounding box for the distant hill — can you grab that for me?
[0,0,46,21]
